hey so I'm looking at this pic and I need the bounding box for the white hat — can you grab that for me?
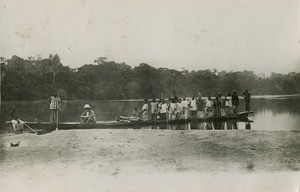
[83,104,91,109]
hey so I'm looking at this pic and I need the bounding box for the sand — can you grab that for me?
[0,129,299,192]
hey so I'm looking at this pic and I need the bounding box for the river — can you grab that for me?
[1,95,300,131]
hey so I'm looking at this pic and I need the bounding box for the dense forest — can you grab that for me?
[1,54,300,101]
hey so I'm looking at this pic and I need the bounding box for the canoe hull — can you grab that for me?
[6,111,253,132]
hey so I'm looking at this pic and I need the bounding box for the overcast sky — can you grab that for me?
[0,0,299,74]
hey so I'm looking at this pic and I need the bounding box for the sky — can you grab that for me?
[0,0,300,74]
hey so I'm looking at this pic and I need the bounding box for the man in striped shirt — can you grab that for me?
[48,93,61,124]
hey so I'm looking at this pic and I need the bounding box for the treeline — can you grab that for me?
[1,55,300,101]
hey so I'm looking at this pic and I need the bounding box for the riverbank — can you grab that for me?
[1,129,299,192]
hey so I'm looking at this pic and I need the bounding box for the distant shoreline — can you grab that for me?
[2,94,300,103]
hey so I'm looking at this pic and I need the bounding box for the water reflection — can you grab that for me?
[205,122,213,130]
[143,120,252,130]
[226,120,238,130]
[245,122,251,130]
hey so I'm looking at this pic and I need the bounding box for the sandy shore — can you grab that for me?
[1,129,299,192]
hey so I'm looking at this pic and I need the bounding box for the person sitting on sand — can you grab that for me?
[9,105,24,133]
[81,104,97,124]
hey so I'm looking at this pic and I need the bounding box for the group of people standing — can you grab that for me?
[134,89,251,122]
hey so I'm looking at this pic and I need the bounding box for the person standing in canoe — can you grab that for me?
[157,99,163,120]
[150,98,158,122]
[169,98,177,120]
[217,92,226,117]
[196,95,204,118]
[188,96,197,119]
[181,97,189,119]
[176,99,183,119]
[242,89,251,111]
[81,104,97,124]
[9,105,24,133]
[232,90,239,114]
[159,99,168,120]
[213,94,222,118]
[204,95,213,117]
[48,93,61,124]
[141,99,149,121]
[225,91,233,116]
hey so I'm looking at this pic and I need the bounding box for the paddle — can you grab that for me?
[24,123,37,135]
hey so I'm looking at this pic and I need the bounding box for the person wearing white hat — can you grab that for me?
[81,104,97,124]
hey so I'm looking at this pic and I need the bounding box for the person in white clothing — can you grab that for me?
[159,100,168,120]
[141,99,149,121]
[157,99,162,120]
[150,98,158,122]
[204,96,213,117]
[225,92,233,116]
[189,97,197,119]
[169,98,177,120]
[181,97,189,119]
[176,99,183,119]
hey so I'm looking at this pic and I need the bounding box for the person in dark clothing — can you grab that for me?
[241,89,251,111]
[232,90,239,114]
[217,92,226,116]
[196,95,204,118]
[196,96,204,112]
[213,94,222,118]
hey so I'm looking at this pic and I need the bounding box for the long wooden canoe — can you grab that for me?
[6,111,253,132]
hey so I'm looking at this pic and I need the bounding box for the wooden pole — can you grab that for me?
[56,109,59,131]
